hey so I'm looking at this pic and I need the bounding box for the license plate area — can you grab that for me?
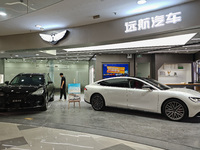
[12,100,22,103]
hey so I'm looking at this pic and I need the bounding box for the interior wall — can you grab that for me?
[95,54,134,81]
[4,60,89,92]
[135,54,155,78]
[136,63,150,77]
[53,61,89,92]
[155,54,194,80]
[0,59,4,74]
[5,61,49,81]
[195,51,200,61]
[158,63,192,84]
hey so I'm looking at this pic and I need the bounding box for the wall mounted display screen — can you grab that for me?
[103,64,129,79]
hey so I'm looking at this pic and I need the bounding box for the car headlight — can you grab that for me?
[189,97,200,103]
[0,92,4,96]
[32,88,44,95]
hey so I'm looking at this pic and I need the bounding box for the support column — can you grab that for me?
[0,59,4,83]
[49,60,54,82]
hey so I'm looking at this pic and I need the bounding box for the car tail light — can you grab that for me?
[84,88,87,91]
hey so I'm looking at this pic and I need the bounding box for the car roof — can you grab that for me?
[95,76,144,83]
[17,73,46,76]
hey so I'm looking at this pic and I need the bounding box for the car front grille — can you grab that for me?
[5,94,45,108]
[7,94,28,101]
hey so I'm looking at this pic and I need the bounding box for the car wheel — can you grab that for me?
[40,96,48,111]
[91,94,105,111]
[163,99,188,121]
[50,93,54,101]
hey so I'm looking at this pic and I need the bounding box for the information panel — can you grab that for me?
[68,83,81,94]
[103,64,129,79]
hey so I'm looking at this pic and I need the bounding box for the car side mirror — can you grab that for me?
[142,85,153,91]
[5,81,9,85]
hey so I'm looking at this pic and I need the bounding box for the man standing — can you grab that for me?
[59,73,66,101]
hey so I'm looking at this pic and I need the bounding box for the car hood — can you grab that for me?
[0,85,42,94]
[167,88,200,97]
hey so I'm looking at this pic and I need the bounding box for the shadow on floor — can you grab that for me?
[102,106,200,123]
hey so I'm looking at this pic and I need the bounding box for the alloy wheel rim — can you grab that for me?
[93,95,103,110]
[165,101,185,120]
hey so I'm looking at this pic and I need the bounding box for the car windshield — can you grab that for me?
[141,78,171,90]
[10,74,45,86]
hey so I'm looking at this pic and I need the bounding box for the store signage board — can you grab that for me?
[125,12,182,33]
[39,29,68,45]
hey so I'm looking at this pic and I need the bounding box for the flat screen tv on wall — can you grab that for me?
[103,63,129,79]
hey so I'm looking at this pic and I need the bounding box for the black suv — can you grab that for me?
[0,73,54,111]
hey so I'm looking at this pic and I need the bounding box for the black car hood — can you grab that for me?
[0,85,42,94]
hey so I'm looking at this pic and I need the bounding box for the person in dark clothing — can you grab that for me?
[59,73,66,101]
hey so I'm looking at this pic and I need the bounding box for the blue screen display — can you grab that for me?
[103,64,129,79]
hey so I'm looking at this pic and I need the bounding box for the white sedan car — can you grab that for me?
[84,77,200,121]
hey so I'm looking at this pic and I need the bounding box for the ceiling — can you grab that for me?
[0,0,199,61]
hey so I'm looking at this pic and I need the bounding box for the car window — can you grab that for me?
[129,79,145,89]
[10,75,44,86]
[98,78,129,88]
[140,78,171,90]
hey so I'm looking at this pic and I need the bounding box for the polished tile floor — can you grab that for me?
[0,122,163,150]
[0,94,200,150]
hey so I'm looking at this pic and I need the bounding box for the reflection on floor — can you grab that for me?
[0,122,163,150]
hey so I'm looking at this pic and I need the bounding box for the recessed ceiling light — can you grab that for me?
[137,0,147,5]
[0,12,7,16]
[35,25,45,30]
[35,25,42,28]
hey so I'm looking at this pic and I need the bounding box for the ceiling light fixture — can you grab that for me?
[35,25,45,31]
[64,33,196,52]
[0,12,7,16]
[35,25,42,28]
[137,0,147,5]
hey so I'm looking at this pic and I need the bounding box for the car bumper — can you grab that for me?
[0,95,46,109]
[84,99,90,104]
[188,103,200,117]
[84,92,90,104]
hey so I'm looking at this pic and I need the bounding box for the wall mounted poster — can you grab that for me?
[103,64,129,78]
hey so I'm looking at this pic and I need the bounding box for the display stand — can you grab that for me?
[67,83,81,109]
[68,93,81,109]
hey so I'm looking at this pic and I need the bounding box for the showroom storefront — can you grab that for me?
[0,1,200,89]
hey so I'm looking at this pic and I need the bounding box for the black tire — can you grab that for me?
[91,94,105,111]
[0,109,7,112]
[40,96,48,111]
[50,93,54,102]
[163,99,188,121]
